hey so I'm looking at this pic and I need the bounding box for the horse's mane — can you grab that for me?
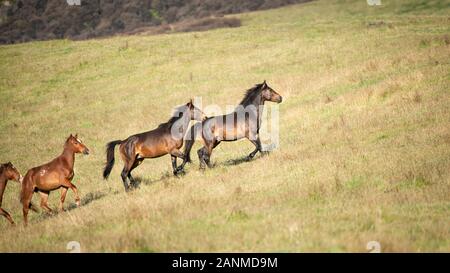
[0,162,10,175]
[239,83,264,106]
[158,104,187,128]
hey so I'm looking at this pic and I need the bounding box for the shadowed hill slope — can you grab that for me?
[0,0,309,43]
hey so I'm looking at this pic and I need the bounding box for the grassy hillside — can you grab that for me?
[0,0,449,252]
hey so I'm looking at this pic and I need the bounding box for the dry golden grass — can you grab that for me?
[0,0,449,252]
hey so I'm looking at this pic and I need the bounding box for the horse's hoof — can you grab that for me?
[175,168,186,175]
[45,208,54,214]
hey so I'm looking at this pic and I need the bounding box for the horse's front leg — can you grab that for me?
[62,179,81,207]
[171,155,178,175]
[170,149,186,175]
[247,135,262,160]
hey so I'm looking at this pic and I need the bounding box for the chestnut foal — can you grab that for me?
[0,162,22,224]
[21,134,90,226]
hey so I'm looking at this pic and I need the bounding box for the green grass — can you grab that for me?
[0,0,449,252]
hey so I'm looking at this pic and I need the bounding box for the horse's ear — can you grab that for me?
[75,133,78,138]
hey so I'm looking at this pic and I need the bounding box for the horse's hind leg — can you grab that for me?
[120,166,131,192]
[204,140,218,168]
[128,157,143,189]
[120,159,134,192]
[197,147,207,169]
[0,208,15,224]
[59,187,68,212]
[119,140,138,192]
[21,186,34,226]
[197,143,215,169]
[39,191,52,213]
[120,157,137,192]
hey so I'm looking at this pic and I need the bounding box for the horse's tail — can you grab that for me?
[103,140,122,179]
[183,122,202,163]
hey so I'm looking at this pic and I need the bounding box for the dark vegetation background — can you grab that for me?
[0,0,309,44]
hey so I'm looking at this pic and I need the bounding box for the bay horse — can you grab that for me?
[20,134,90,226]
[182,81,282,169]
[0,162,22,224]
[102,100,206,192]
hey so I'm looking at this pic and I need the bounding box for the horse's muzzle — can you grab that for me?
[18,175,23,183]
[83,148,90,155]
[278,96,283,103]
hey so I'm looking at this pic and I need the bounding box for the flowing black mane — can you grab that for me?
[158,105,187,128]
[239,83,264,106]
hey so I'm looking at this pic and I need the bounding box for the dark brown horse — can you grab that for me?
[0,162,22,225]
[182,81,282,169]
[20,134,90,226]
[102,100,206,192]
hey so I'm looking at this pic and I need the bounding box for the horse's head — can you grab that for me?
[187,99,207,122]
[1,162,22,183]
[66,134,90,155]
[260,81,282,103]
